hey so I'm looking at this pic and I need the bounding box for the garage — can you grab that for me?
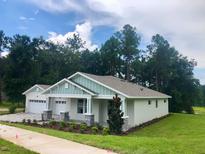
[23,84,51,114]
[27,99,47,114]
[52,98,70,115]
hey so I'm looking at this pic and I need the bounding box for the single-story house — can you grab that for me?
[23,72,171,131]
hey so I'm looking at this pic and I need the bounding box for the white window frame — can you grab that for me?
[77,99,87,114]
[65,83,69,88]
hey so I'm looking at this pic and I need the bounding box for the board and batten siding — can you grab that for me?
[131,99,169,127]
[47,81,89,95]
[71,75,116,95]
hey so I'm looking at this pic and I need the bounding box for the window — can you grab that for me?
[164,99,167,103]
[148,100,151,105]
[156,100,158,108]
[77,99,87,114]
[29,99,46,103]
[65,83,68,88]
[55,100,66,104]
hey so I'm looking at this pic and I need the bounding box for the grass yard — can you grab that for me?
[0,108,24,115]
[193,106,205,115]
[2,110,205,154]
[0,138,37,154]
[0,101,24,115]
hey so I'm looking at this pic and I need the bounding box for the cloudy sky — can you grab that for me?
[1,0,205,84]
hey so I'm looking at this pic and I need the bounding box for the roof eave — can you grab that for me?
[22,84,44,95]
[68,72,129,98]
[41,78,96,96]
[127,95,172,99]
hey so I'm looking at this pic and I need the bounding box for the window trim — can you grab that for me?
[77,99,87,114]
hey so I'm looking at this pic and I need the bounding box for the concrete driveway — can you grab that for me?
[0,113,42,122]
[0,124,116,154]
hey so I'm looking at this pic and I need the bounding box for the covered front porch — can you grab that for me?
[42,94,128,127]
[40,78,129,129]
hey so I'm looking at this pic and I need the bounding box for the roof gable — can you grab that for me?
[42,78,95,95]
[22,84,45,95]
[68,72,171,98]
[68,72,128,97]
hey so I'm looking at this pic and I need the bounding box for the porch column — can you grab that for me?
[42,97,52,121]
[121,98,129,131]
[85,97,94,126]
[46,97,50,110]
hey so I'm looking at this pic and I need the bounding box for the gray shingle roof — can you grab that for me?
[80,72,171,98]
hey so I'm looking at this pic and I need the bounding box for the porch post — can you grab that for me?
[85,97,94,126]
[121,98,129,131]
[42,97,52,121]
[87,97,92,114]
[46,97,50,110]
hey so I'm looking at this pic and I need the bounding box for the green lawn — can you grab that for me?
[2,111,205,154]
[0,138,37,154]
[193,106,205,115]
[0,101,24,115]
[0,101,24,108]
[0,108,24,115]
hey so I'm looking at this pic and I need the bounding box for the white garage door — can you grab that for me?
[28,100,47,114]
[53,100,69,115]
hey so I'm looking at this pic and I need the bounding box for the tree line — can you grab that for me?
[0,24,204,113]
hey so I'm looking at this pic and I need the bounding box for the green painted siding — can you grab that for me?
[30,87,43,93]
[71,75,115,95]
[46,81,89,95]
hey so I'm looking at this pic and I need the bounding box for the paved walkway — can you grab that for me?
[0,124,116,154]
[0,113,42,122]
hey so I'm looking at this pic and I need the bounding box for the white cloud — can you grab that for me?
[27,0,205,67]
[19,16,35,21]
[19,16,27,20]
[0,51,9,57]
[27,0,83,13]
[48,22,98,51]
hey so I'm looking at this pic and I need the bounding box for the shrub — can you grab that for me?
[91,126,98,134]
[80,123,87,133]
[102,127,110,135]
[27,119,31,124]
[49,120,57,126]
[22,119,26,123]
[94,123,103,130]
[69,122,77,130]
[59,121,67,128]
[9,105,16,114]
[33,119,37,124]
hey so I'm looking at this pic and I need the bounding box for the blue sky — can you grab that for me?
[1,0,205,84]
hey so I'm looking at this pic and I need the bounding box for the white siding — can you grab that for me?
[25,91,47,114]
[92,100,100,122]
[50,97,70,115]
[127,100,134,128]
[132,99,169,126]
[69,99,85,121]
[98,100,108,126]
[69,99,100,123]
